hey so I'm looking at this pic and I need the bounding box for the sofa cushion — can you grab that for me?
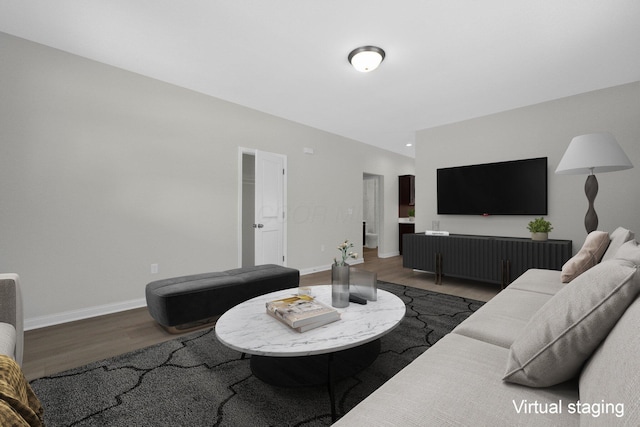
[601,226,635,262]
[579,295,640,426]
[452,288,553,348]
[503,253,640,387]
[334,333,579,427]
[561,231,609,283]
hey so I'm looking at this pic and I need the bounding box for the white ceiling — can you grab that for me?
[1,1,639,158]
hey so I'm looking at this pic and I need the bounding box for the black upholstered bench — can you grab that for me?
[145,264,299,332]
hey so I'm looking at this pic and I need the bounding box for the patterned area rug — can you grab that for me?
[30,282,484,426]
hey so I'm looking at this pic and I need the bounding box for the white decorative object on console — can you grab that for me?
[425,230,449,236]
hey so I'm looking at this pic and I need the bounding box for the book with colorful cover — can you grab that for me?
[266,295,340,330]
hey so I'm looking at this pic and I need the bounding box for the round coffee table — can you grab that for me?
[216,285,405,356]
[215,285,406,419]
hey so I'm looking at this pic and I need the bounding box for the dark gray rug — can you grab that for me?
[30,282,484,426]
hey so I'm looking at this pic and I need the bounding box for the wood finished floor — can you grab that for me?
[22,248,500,381]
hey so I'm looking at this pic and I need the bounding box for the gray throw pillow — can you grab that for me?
[503,243,640,387]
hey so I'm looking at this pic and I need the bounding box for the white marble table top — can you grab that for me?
[215,285,406,357]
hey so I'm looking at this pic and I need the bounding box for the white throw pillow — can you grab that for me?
[560,231,609,283]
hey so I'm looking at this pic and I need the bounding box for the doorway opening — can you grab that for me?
[239,148,287,268]
[241,152,256,267]
[363,173,384,259]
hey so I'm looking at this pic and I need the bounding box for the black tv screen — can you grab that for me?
[437,157,548,215]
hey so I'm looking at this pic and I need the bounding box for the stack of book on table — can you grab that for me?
[266,294,340,332]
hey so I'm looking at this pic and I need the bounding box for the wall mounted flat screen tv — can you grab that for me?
[437,157,548,215]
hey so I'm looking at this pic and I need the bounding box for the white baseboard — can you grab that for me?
[24,298,147,331]
[378,251,400,258]
[299,258,365,276]
[299,264,332,275]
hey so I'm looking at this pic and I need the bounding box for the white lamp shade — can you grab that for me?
[348,46,385,73]
[555,132,633,175]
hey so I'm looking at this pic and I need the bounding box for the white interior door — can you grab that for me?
[254,150,286,265]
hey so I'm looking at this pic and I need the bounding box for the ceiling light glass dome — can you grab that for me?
[348,46,385,72]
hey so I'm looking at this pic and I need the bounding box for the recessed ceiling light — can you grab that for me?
[348,46,385,72]
[406,143,413,147]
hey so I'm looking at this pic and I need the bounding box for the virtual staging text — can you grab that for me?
[513,399,624,419]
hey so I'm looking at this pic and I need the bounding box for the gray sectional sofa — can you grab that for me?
[335,227,640,426]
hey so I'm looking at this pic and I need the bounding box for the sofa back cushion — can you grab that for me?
[0,323,16,360]
[579,296,640,426]
[0,274,22,366]
[602,227,635,262]
[0,278,17,328]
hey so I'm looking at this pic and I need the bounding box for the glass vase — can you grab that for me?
[331,264,350,308]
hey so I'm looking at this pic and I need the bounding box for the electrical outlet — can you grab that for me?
[321,244,325,252]
[151,264,159,274]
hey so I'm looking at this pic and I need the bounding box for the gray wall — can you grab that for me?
[0,32,414,327]
[415,82,640,253]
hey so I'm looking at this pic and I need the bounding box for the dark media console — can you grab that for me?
[403,233,572,288]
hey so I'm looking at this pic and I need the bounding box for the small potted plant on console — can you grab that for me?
[527,217,553,241]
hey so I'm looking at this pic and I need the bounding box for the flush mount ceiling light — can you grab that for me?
[348,46,385,72]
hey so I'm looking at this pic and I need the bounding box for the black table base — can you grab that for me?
[249,339,381,421]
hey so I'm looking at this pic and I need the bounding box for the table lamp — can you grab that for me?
[555,132,633,233]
